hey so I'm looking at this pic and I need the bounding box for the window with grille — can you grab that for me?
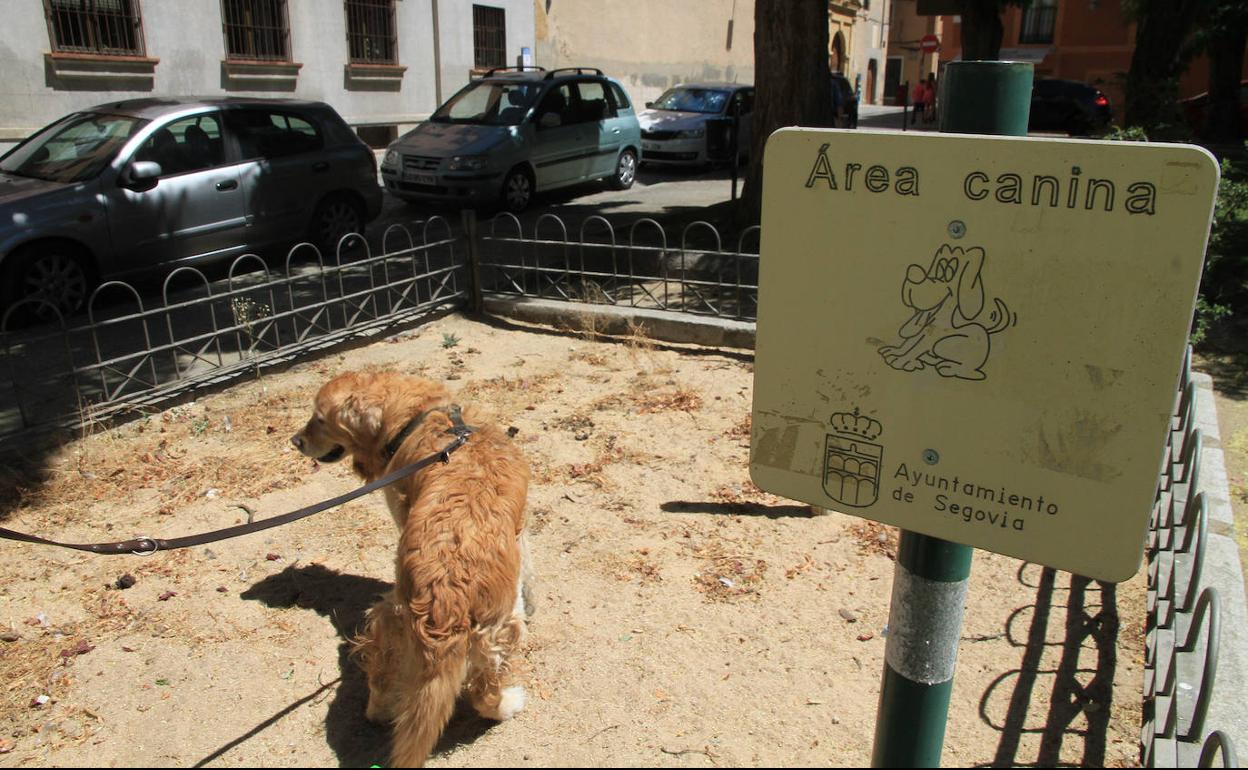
[1019,0,1057,45]
[473,5,506,70]
[345,0,397,65]
[45,0,146,57]
[222,0,290,62]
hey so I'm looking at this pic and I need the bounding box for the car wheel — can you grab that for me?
[1,244,93,326]
[611,149,638,190]
[310,194,364,256]
[502,167,534,213]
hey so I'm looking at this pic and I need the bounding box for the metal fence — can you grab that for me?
[476,212,761,322]
[0,212,758,444]
[0,220,465,441]
[1143,348,1239,768]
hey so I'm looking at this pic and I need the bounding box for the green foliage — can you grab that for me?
[1100,125,1152,142]
[441,333,460,349]
[1104,132,1248,345]
[1198,153,1248,345]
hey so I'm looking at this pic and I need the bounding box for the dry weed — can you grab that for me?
[568,349,609,367]
[849,519,899,560]
[725,414,752,444]
[627,549,663,584]
[459,373,559,400]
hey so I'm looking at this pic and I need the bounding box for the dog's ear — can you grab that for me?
[333,391,384,441]
[956,247,986,321]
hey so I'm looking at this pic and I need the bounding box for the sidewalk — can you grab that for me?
[857,104,939,132]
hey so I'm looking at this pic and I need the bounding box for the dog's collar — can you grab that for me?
[383,404,475,461]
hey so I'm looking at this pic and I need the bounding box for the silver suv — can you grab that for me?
[0,97,382,320]
[380,67,642,212]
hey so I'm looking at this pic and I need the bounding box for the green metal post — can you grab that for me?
[870,60,1033,769]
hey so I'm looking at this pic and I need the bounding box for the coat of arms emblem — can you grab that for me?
[823,410,883,508]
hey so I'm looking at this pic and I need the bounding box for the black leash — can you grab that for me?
[0,426,471,557]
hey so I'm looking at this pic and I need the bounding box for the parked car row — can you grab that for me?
[0,97,381,321]
[0,65,801,320]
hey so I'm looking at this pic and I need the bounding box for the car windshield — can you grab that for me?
[0,112,146,183]
[650,88,731,114]
[430,81,542,126]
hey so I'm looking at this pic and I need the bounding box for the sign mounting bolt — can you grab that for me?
[923,449,940,465]
[948,220,966,239]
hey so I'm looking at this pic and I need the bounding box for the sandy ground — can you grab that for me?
[0,313,1146,767]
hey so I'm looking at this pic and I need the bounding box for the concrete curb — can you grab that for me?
[1181,372,1247,763]
[482,296,756,350]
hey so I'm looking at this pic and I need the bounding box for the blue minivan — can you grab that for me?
[380,67,642,212]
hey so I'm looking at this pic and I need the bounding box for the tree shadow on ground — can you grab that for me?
[975,564,1122,768]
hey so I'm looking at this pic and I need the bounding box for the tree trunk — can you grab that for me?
[1201,12,1247,144]
[1124,0,1210,131]
[960,0,1005,61]
[736,0,833,225]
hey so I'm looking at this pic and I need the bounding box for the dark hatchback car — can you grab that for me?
[0,97,382,320]
[1029,79,1113,135]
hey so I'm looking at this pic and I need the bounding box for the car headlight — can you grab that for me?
[678,128,706,139]
[383,149,399,166]
[449,155,489,171]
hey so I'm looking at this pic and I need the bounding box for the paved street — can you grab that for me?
[368,158,744,248]
[366,105,923,248]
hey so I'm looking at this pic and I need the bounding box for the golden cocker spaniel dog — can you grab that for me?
[291,371,533,767]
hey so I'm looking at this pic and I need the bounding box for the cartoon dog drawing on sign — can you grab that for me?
[878,244,1015,381]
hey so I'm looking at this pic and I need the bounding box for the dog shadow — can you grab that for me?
[241,564,495,767]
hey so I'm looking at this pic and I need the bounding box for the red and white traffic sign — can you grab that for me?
[920,34,940,53]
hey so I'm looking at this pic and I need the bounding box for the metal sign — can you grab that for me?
[750,128,1219,581]
[920,34,940,53]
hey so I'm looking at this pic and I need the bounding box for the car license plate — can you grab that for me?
[643,142,661,152]
[412,173,437,186]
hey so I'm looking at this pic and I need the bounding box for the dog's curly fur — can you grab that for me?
[291,371,532,767]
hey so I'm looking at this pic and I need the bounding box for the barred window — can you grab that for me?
[472,5,506,70]
[222,0,291,62]
[345,0,397,65]
[45,0,146,57]
[1019,0,1057,45]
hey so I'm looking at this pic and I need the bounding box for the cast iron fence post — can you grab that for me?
[461,208,484,313]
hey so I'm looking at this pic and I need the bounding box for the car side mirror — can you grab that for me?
[538,112,562,130]
[122,160,162,191]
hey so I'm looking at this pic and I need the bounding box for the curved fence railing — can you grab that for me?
[0,220,466,439]
[1143,348,1239,768]
[478,211,761,321]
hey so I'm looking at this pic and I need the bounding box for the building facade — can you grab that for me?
[935,0,1134,118]
[883,0,942,105]
[0,0,536,152]
[847,0,891,105]
[534,0,755,109]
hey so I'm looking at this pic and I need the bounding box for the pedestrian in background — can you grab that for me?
[911,79,926,125]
